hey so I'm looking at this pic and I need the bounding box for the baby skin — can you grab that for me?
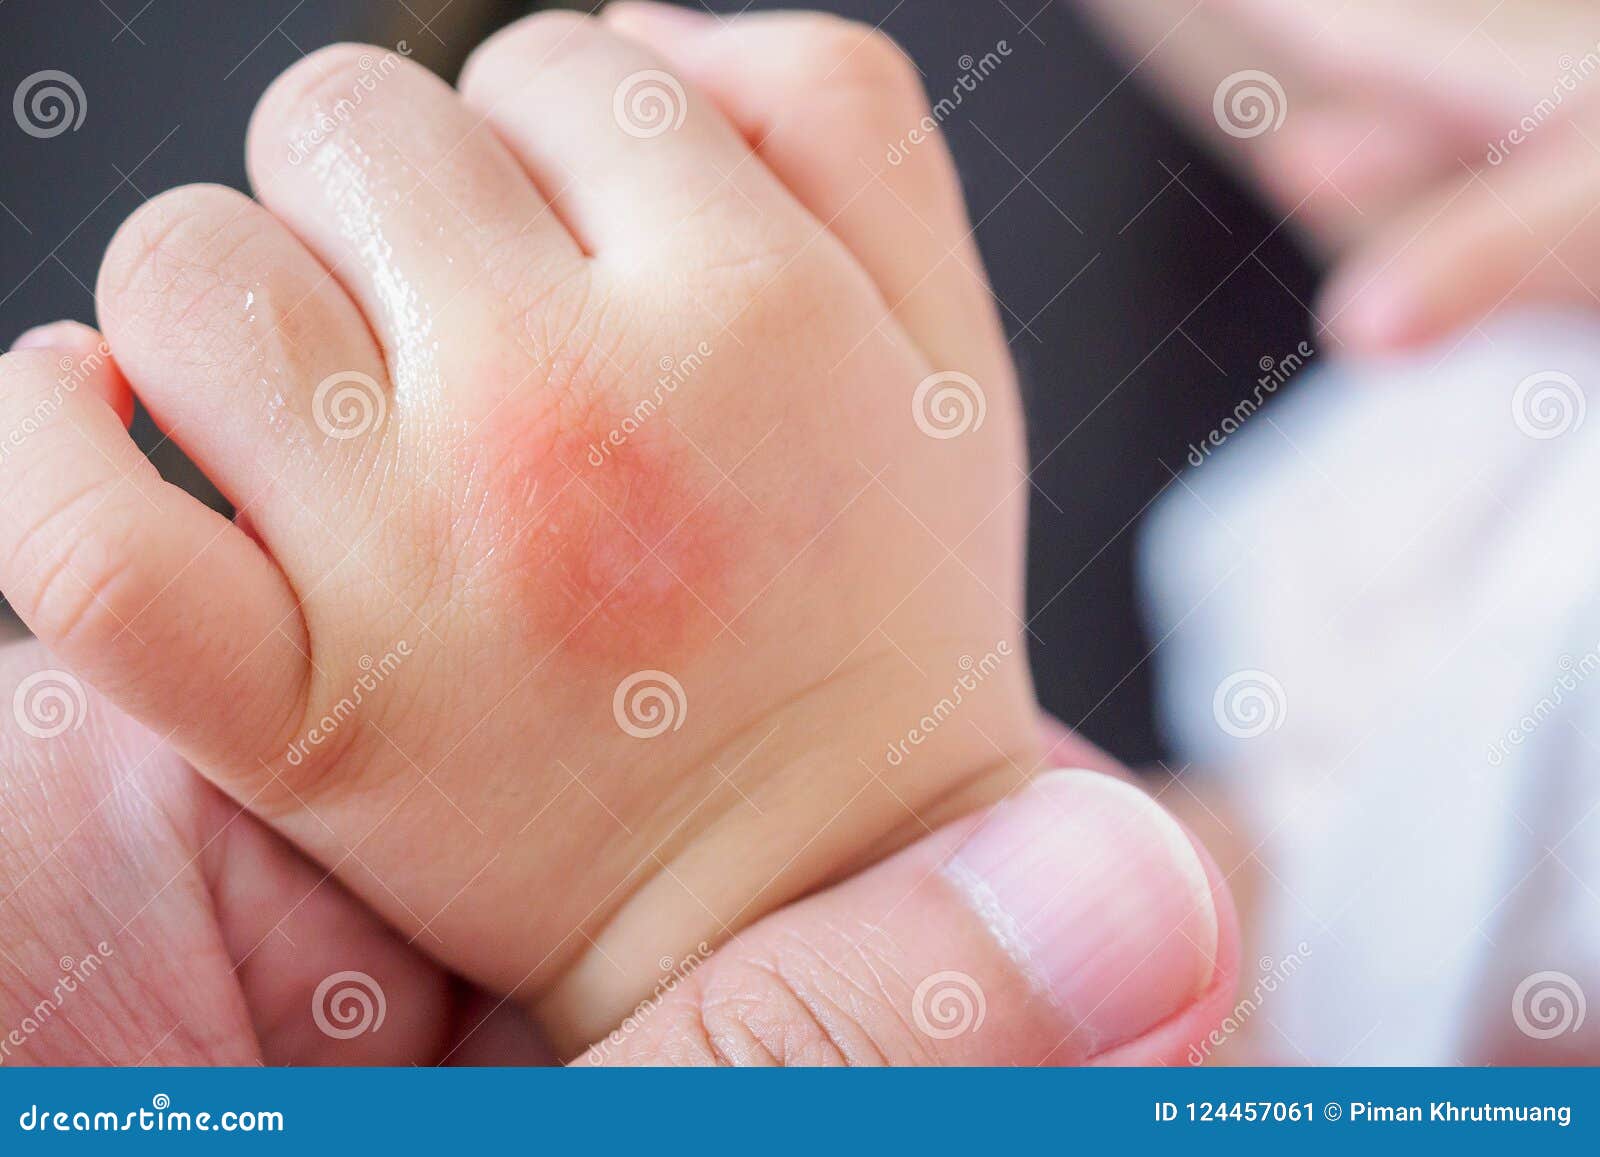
[0,6,1220,1058]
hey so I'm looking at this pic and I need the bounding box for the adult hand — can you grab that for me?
[1213,0,1600,351]
[0,638,1233,1066]
[1076,0,1600,351]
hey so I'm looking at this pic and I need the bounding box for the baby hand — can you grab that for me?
[0,7,1219,1057]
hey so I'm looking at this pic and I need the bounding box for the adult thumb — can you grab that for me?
[578,771,1237,1066]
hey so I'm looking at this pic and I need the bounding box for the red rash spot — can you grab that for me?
[465,394,736,668]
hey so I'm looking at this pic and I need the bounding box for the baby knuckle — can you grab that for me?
[97,192,194,307]
[729,241,872,347]
[0,348,67,409]
[797,22,925,109]
[98,186,254,315]
[460,11,599,99]
[252,42,399,148]
[12,489,143,651]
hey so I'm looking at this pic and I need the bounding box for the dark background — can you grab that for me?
[0,0,1315,763]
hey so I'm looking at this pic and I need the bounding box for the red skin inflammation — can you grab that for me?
[464,392,738,668]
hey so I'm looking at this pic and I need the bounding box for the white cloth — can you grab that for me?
[1141,310,1600,1064]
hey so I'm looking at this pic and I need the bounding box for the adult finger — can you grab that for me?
[1321,107,1600,351]
[578,770,1237,1066]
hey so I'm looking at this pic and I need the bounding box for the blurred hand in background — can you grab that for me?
[1076,0,1600,351]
